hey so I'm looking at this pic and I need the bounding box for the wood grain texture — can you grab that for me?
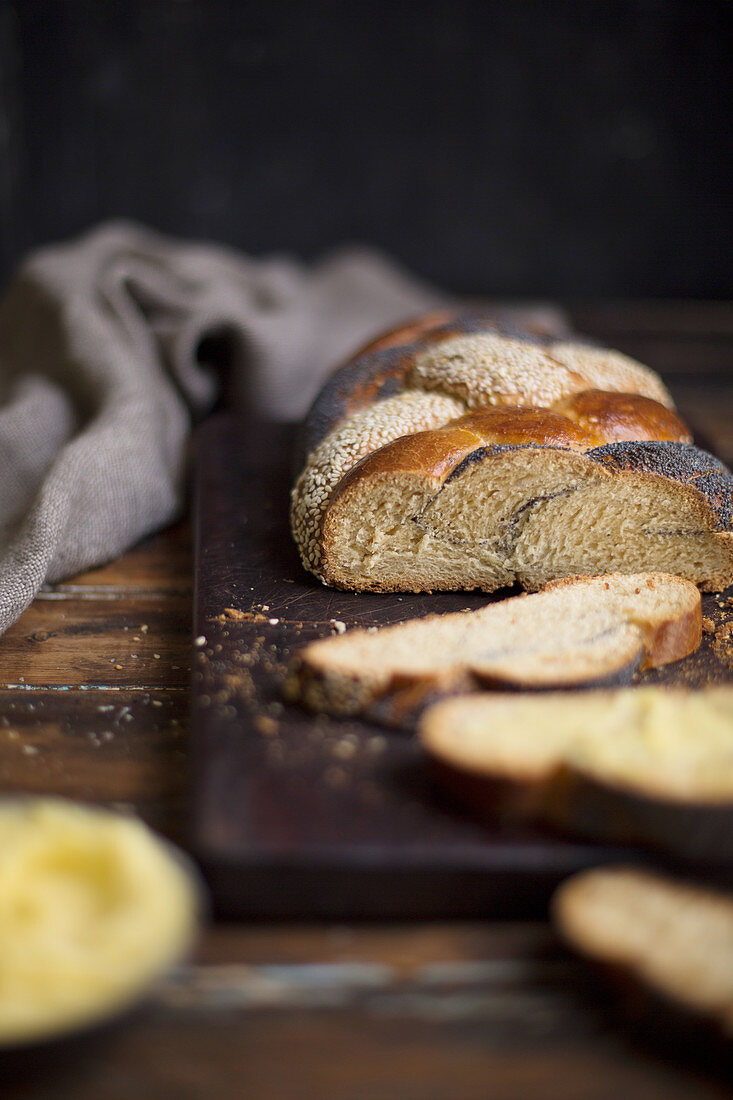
[0,523,192,843]
[5,921,726,1099]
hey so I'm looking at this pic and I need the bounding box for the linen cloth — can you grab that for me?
[0,222,449,633]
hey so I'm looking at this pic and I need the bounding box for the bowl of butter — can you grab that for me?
[0,798,202,1049]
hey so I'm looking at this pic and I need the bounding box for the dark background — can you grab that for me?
[0,0,730,297]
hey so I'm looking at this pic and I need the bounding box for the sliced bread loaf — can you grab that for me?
[419,686,733,863]
[292,310,733,594]
[287,573,701,722]
[317,438,733,593]
[553,867,733,1044]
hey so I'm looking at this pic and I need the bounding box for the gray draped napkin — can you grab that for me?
[0,221,450,633]
[0,221,567,636]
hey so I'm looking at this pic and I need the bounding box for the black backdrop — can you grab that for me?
[1,0,730,297]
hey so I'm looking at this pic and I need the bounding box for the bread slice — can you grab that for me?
[553,867,733,1044]
[419,686,733,864]
[317,438,733,593]
[287,573,701,722]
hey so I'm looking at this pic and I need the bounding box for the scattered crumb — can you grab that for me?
[255,715,279,737]
[194,635,206,647]
[217,608,268,623]
[268,618,280,625]
[702,617,715,634]
[333,739,357,760]
[330,620,347,635]
[114,664,123,670]
[712,618,733,668]
[153,653,161,660]
[140,624,149,633]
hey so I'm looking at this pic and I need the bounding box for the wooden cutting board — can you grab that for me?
[191,413,733,919]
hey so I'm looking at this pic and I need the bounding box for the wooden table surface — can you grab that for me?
[2,303,732,1098]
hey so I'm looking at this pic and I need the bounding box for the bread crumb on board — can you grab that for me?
[255,715,279,737]
[215,607,269,624]
[712,619,733,667]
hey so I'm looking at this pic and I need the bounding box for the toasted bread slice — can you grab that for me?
[287,573,701,722]
[420,686,733,863]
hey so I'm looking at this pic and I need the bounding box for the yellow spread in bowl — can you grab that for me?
[0,799,200,1046]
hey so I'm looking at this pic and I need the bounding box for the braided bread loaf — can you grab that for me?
[291,311,733,593]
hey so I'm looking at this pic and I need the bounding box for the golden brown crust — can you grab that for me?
[449,407,600,450]
[555,390,692,445]
[336,425,484,484]
[331,399,696,503]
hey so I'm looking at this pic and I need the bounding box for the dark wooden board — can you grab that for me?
[190,413,733,919]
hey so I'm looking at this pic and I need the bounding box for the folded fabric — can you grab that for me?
[0,221,448,633]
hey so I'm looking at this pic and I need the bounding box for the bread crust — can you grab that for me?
[298,314,678,467]
[293,311,733,593]
[297,308,610,462]
[555,390,692,445]
[541,573,702,670]
[590,441,733,530]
